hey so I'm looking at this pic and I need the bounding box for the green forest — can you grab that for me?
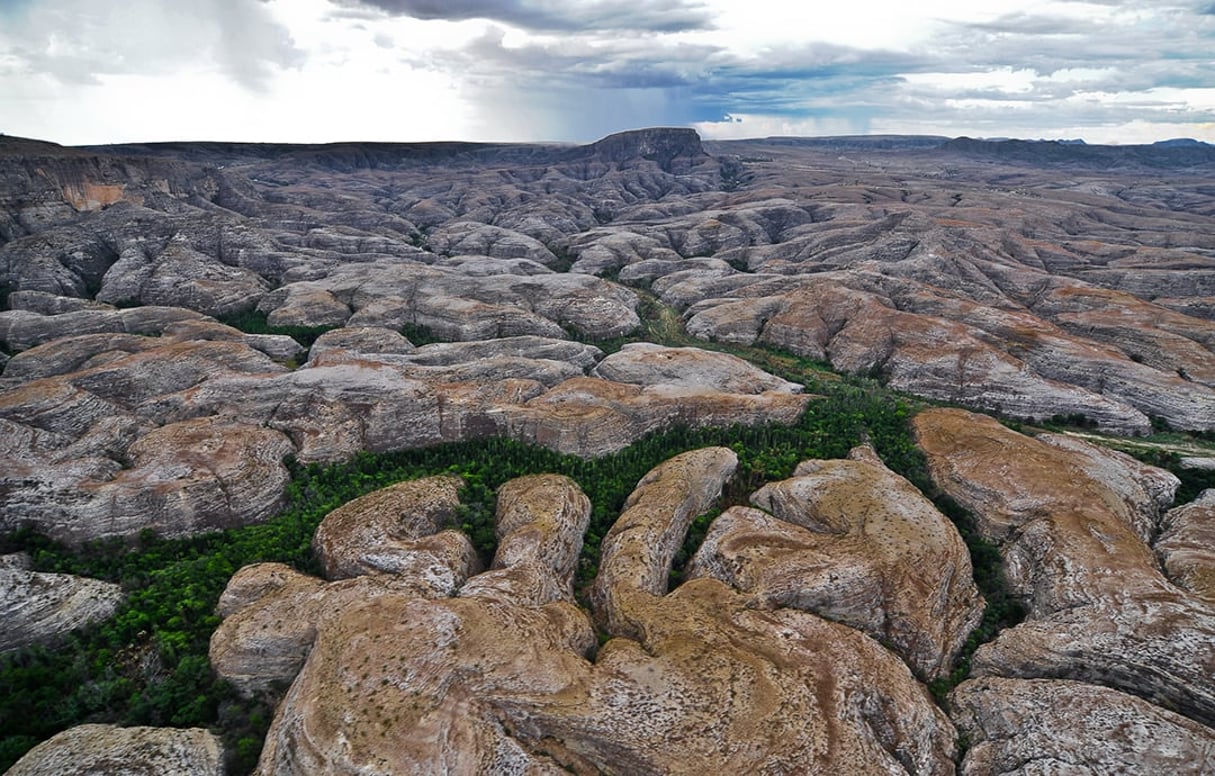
[2,312,1212,774]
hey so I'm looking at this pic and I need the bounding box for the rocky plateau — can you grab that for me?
[2,128,1215,773]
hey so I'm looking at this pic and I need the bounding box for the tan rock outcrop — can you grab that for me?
[5,723,224,776]
[312,475,478,591]
[591,342,803,394]
[692,445,983,680]
[590,446,739,640]
[216,455,957,775]
[914,407,1215,729]
[504,374,810,457]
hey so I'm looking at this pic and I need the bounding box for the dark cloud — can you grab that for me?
[440,30,925,140]
[336,0,713,32]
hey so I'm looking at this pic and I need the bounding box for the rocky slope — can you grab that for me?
[2,129,1215,773]
[213,451,958,775]
[5,130,1214,440]
[914,408,1215,773]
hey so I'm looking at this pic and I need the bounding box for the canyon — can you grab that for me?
[2,128,1214,774]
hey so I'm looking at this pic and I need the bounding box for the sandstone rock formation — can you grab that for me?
[311,475,478,590]
[4,723,224,776]
[0,553,125,652]
[212,451,958,774]
[1157,489,1215,602]
[692,445,984,681]
[6,128,1215,771]
[913,407,1215,765]
[0,304,804,544]
[950,677,1215,776]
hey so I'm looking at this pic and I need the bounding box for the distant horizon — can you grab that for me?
[2,1,1213,149]
[3,127,1212,151]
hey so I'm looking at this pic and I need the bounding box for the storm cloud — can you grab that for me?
[1,0,1212,145]
[333,0,713,32]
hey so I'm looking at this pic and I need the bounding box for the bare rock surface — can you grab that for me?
[591,342,802,394]
[312,475,478,590]
[0,554,125,652]
[950,677,1215,776]
[504,374,810,457]
[1157,490,1215,602]
[215,452,957,775]
[694,445,983,680]
[0,313,802,543]
[590,446,739,640]
[1,416,294,546]
[914,407,1215,730]
[4,723,224,776]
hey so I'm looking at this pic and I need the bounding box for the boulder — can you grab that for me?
[0,554,125,652]
[5,723,224,776]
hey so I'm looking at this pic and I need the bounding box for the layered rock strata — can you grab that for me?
[4,723,225,776]
[912,408,1215,771]
[212,451,958,774]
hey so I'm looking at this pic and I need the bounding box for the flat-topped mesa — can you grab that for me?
[581,127,709,172]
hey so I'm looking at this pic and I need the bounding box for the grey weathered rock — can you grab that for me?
[305,326,414,364]
[259,260,640,341]
[0,555,125,652]
[5,723,224,776]
[1157,489,1215,602]
[591,342,802,394]
[0,417,294,546]
[123,240,270,317]
[950,676,1215,776]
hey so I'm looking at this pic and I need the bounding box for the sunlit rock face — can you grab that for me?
[213,450,959,775]
[4,723,224,776]
[914,408,1215,761]
[693,444,984,681]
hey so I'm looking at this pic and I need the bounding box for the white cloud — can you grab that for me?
[1,0,1213,145]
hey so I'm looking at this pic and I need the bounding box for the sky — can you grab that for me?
[1,0,1214,146]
